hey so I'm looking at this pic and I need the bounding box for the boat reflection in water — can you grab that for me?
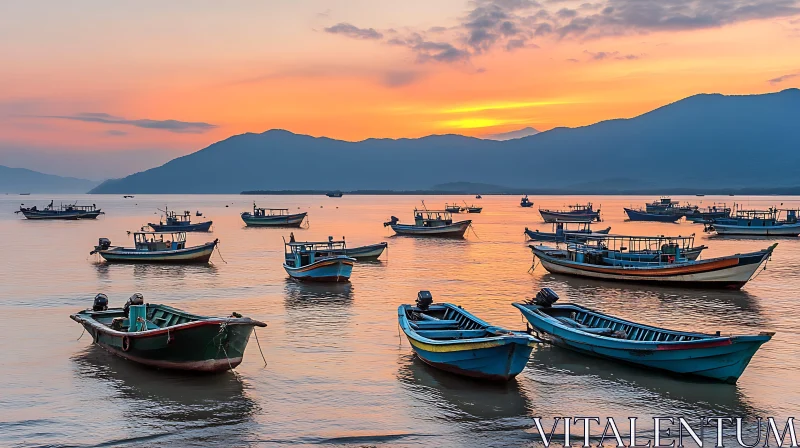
[283,279,354,309]
[71,345,259,445]
[525,345,759,418]
[396,353,533,421]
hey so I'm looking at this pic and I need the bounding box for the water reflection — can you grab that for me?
[283,280,354,309]
[527,346,760,418]
[396,354,532,422]
[94,261,219,280]
[71,345,258,443]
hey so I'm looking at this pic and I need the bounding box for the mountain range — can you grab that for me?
[0,165,99,193]
[29,88,800,194]
[483,126,540,140]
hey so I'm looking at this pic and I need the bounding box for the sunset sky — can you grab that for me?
[2,0,800,179]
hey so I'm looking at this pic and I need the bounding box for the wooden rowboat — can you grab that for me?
[91,231,218,264]
[284,238,355,282]
[71,295,266,373]
[385,208,471,238]
[241,203,307,227]
[624,208,682,222]
[398,291,539,381]
[514,289,772,383]
[312,241,388,260]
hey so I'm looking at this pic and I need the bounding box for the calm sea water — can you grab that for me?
[0,194,798,447]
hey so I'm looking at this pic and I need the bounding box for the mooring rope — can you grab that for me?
[77,327,86,341]
[214,243,228,264]
[468,223,481,240]
[253,328,268,366]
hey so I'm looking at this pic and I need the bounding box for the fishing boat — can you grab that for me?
[149,207,212,232]
[520,195,533,207]
[326,191,343,198]
[475,194,482,199]
[16,200,104,220]
[624,208,682,222]
[462,201,482,213]
[525,221,611,243]
[705,208,800,236]
[539,203,601,223]
[513,288,773,383]
[398,291,539,381]
[241,203,307,227]
[384,208,472,237]
[445,203,463,213]
[283,237,355,282]
[123,195,134,198]
[529,234,774,289]
[71,293,266,373]
[295,238,388,260]
[685,204,732,223]
[90,231,218,263]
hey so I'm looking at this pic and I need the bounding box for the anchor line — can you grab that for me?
[468,223,481,240]
[214,243,228,264]
[253,328,268,366]
[77,327,86,341]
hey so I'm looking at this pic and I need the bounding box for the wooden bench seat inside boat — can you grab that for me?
[414,329,489,340]
[409,320,461,330]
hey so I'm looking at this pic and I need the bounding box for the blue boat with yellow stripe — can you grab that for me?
[398,291,540,381]
[284,237,355,282]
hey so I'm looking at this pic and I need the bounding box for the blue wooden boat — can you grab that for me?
[445,203,463,213]
[283,237,355,282]
[149,207,212,232]
[399,291,539,381]
[624,208,682,222]
[525,221,611,243]
[462,201,482,213]
[539,203,601,223]
[513,289,773,383]
[241,203,307,227]
[90,231,218,264]
[705,208,800,236]
[520,195,533,207]
[307,241,388,260]
[16,200,104,220]
[685,205,731,223]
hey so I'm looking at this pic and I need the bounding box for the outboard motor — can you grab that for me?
[383,216,399,227]
[533,288,559,307]
[416,290,433,311]
[123,293,144,314]
[91,238,112,255]
[92,293,109,311]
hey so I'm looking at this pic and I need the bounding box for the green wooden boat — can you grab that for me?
[71,294,267,373]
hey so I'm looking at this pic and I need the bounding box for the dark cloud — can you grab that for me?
[768,73,799,84]
[506,38,527,50]
[324,22,383,40]
[40,113,217,134]
[584,50,642,60]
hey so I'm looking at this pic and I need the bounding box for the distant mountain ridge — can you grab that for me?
[90,89,800,194]
[1,165,99,193]
[483,126,540,140]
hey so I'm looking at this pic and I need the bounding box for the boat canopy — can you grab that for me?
[132,231,187,243]
[285,237,347,253]
[251,203,291,216]
[569,233,696,252]
[414,209,453,219]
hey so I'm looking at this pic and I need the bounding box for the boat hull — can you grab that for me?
[344,242,388,260]
[531,245,774,289]
[20,210,102,220]
[407,337,535,381]
[711,223,800,236]
[624,208,681,222]
[149,221,213,232]
[71,315,262,373]
[241,212,307,227]
[390,220,471,237]
[539,210,600,223]
[98,241,217,264]
[514,304,771,383]
[525,227,611,243]
[284,256,354,282]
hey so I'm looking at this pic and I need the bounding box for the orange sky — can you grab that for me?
[1,1,799,178]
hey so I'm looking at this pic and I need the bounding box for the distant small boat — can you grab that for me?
[525,221,611,243]
[19,193,30,195]
[520,195,533,208]
[475,194,482,199]
[514,289,773,383]
[444,203,463,213]
[399,291,539,381]
[685,204,732,223]
[196,210,202,217]
[90,231,217,264]
[384,207,471,238]
[283,237,355,282]
[123,195,135,198]
[539,203,601,223]
[149,207,212,232]
[71,294,266,373]
[462,201,482,213]
[16,200,103,220]
[241,203,307,227]
[624,208,682,222]
[326,191,343,198]
[696,194,705,197]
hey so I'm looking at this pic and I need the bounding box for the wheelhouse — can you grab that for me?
[132,231,187,251]
[413,209,454,227]
[284,237,347,268]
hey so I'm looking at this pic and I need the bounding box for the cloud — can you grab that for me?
[768,73,800,84]
[104,130,128,136]
[39,113,217,134]
[323,0,800,64]
[381,71,425,87]
[584,50,642,60]
[324,22,383,40]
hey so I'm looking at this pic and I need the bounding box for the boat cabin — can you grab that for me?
[284,237,346,267]
[251,206,292,217]
[413,209,454,227]
[562,234,698,266]
[161,208,193,225]
[133,231,187,251]
[719,207,798,226]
